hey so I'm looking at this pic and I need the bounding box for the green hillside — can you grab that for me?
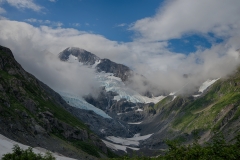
[151,69,240,143]
[0,45,115,159]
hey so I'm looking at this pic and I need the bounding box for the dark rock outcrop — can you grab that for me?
[96,59,132,81]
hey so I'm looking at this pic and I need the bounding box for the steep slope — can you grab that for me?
[57,46,240,155]
[138,71,240,151]
[0,45,115,159]
[57,47,162,154]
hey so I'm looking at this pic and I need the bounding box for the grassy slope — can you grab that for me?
[172,73,240,132]
[152,69,240,140]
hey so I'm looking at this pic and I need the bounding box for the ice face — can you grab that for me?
[96,72,165,104]
[59,92,112,119]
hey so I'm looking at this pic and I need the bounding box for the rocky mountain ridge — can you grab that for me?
[59,47,132,82]
[0,45,117,159]
[3,44,240,157]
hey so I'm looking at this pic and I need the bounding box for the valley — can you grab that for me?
[0,44,240,159]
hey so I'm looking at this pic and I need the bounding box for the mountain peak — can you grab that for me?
[59,47,133,81]
[66,47,86,53]
[59,47,100,65]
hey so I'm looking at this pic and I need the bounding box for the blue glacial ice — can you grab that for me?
[59,92,112,119]
[96,72,165,104]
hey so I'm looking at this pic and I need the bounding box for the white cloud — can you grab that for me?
[130,0,240,42]
[49,0,56,2]
[25,18,63,27]
[6,0,42,11]
[70,23,81,27]
[0,1,240,96]
[0,20,128,96]
[116,23,127,27]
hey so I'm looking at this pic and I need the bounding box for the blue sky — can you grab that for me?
[0,0,227,54]
[2,0,163,41]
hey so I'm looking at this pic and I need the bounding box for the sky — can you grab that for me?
[0,0,240,96]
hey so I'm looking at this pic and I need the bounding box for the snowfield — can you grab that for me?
[0,134,75,160]
[103,133,153,152]
[102,133,153,152]
[102,140,139,153]
[106,136,139,146]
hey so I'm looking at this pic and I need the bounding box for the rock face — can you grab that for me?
[39,80,138,138]
[0,45,111,159]
[59,47,132,81]
[96,59,132,82]
[59,47,100,65]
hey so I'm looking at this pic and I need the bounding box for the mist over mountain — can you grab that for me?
[0,0,240,157]
[0,21,239,97]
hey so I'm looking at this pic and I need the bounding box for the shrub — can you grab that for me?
[2,145,56,160]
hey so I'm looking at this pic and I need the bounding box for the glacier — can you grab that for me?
[96,72,165,104]
[64,53,166,104]
[58,56,167,118]
[59,92,112,119]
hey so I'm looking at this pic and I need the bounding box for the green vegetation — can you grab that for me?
[154,96,173,111]
[171,76,240,132]
[0,48,109,158]
[72,141,100,158]
[2,145,55,160]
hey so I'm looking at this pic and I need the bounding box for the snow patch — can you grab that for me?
[193,94,201,98]
[102,140,139,153]
[133,133,140,137]
[127,134,153,141]
[106,136,139,146]
[172,96,177,101]
[67,55,78,63]
[100,129,105,133]
[199,79,220,93]
[135,108,143,112]
[169,92,176,96]
[128,121,142,124]
[105,133,153,147]
[0,134,75,160]
[92,60,101,68]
